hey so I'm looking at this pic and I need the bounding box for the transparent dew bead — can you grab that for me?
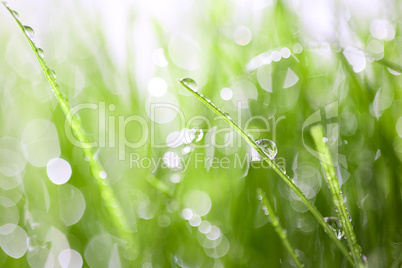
[204,97,211,103]
[223,113,232,120]
[47,68,57,80]
[10,9,19,19]
[37,48,45,58]
[256,139,278,160]
[324,217,344,240]
[23,26,35,41]
[179,78,198,92]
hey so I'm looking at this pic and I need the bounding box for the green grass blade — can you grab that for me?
[3,2,138,258]
[178,78,354,265]
[311,125,364,267]
[257,188,304,268]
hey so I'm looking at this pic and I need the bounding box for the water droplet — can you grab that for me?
[361,254,367,262]
[279,165,286,174]
[36,48,44,58]
[223,113,232,120]
[23,26,35,41]
[324,217,344,240]
[99,171,107,179]
[353,244,362,255]
[47,68,56,80]
[179,78,198,92]
[10,9,19,19]
[204,97,211,103]
[61,93,69,102]
[256,139,278,160]
[322,137,328,143]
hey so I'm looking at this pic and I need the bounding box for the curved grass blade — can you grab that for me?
[311,125,364,267]
[3,2,138,258]
[257,189,304,268]
[178,78,353,265]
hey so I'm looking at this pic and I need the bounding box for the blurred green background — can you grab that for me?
[0,0,402,267]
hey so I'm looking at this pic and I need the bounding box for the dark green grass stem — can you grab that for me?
[257,188,303,268]
[311,125,364,268]
[178,78,354,265]
[3,3,138,258]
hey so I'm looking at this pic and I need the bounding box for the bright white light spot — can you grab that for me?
[251,147,261,162]
[283,68,299,88]
[189,214,201,227]
[148,77,168,97]
[198,220,212,234]
[233,26,252,46]
[220,88,233,100]
[271,51,281,62]
[182,128,197,144]
[152,48,168,67]
[99,171,107,179]
[388,68,401,76]
[182,208,193,220]
[184,190,212,216]
[196,129,204,142]
[170,174,181,183]
[46,158,72,185]
[280,47,291,58]
[322,137,328,143]
[206,225,221,241]
[343,47,366,73]
[166,131,183,148]
[182,146,193,155]
[58,249,83,268]
[370,19,395,41]
[246,52,271,71]
[163,152,180,169]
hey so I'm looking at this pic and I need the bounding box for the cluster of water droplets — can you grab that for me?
[179,78,281,171]
[324,217,344,240]
[4,2,71,107]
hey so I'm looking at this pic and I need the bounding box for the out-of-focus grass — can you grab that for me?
[0,0,401,267]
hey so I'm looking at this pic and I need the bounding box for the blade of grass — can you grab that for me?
[178,78,354,265]
[257,188,304,268]
[311,125,364,267]
[376,58,402,74]
[3,2,138,258]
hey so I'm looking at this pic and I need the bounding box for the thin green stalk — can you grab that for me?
[376,58,402,73]
[178,78,354,265]
[257,188,303,268]
[311,125,364,267]
[3,3,138,258]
